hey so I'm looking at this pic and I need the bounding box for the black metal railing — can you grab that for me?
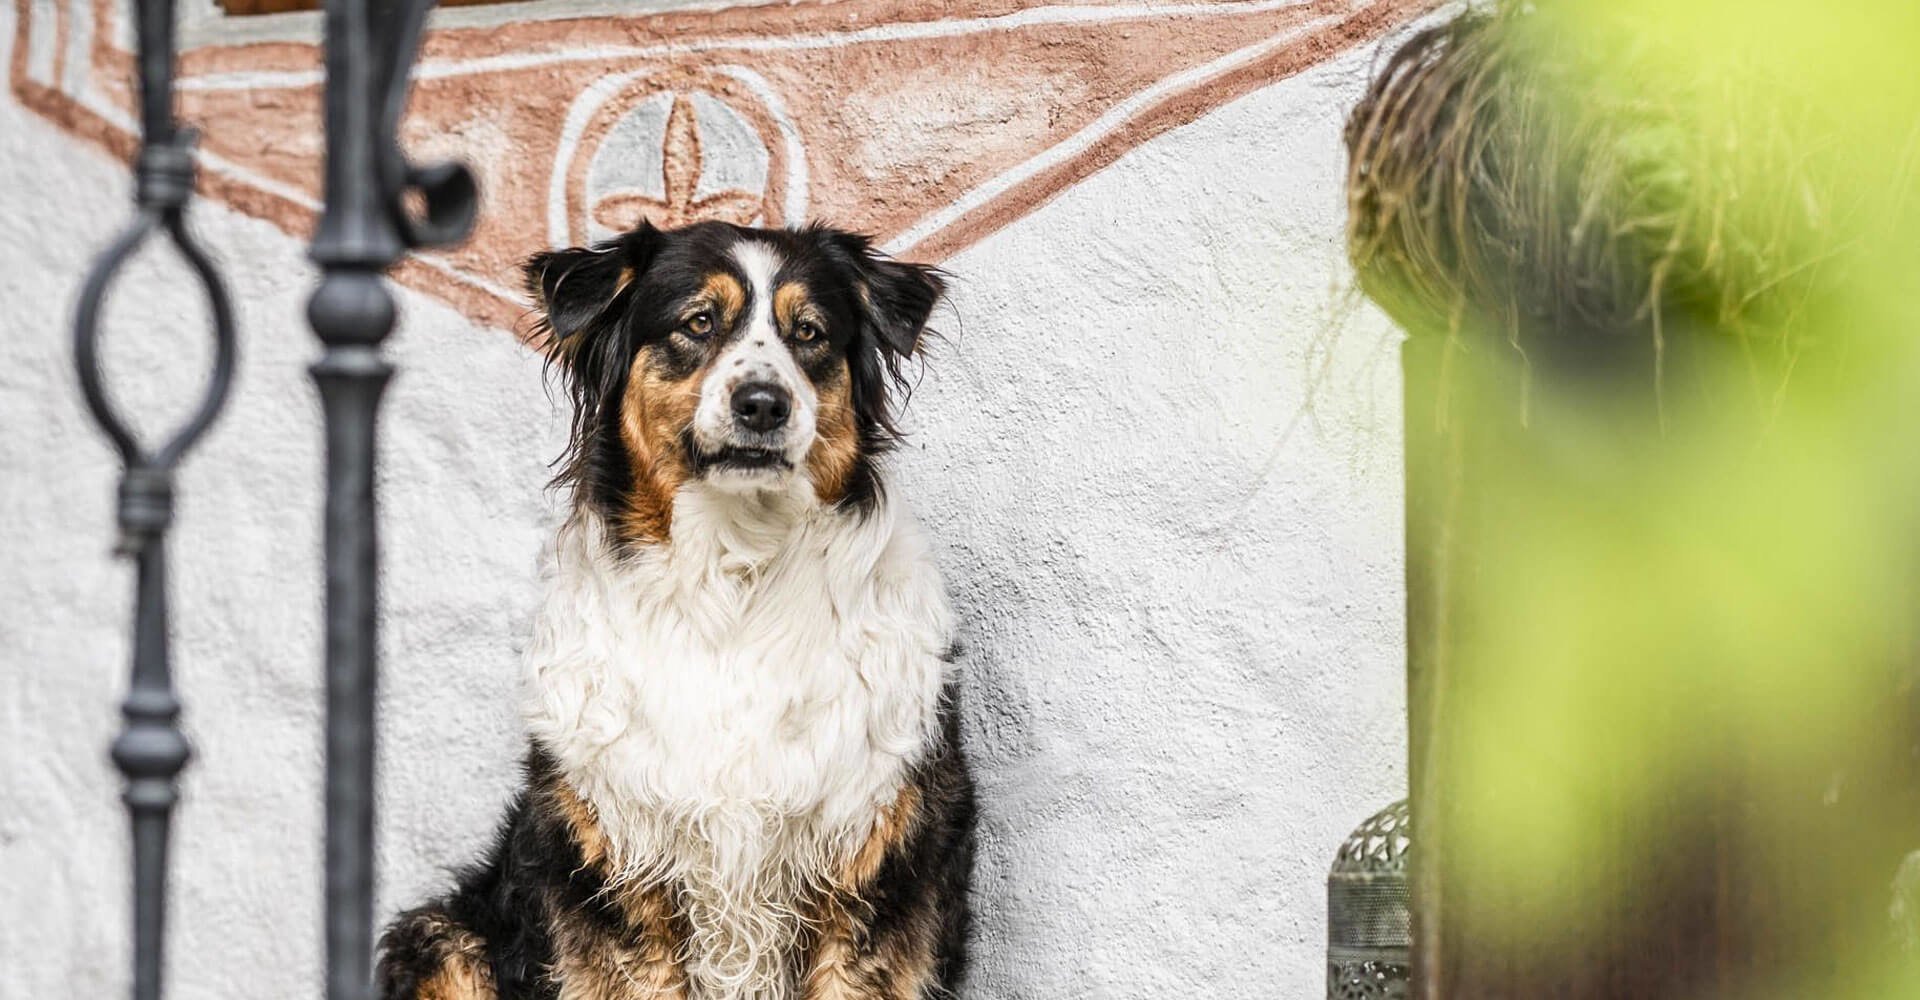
[73,4,236,999]
[73,1,475,998]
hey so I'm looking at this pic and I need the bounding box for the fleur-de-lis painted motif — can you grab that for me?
[591,94,765,231]
[17,0,1425,331]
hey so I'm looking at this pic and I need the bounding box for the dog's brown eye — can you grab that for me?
[794,320,822,343]
[684,311,715,338]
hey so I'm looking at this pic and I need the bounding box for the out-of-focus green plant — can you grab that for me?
[1345,1,1920,994]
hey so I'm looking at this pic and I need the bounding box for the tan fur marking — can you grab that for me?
[879,918,940,1000]
[606,270,746,545]
[416,959,494,1000]
[541,770,691,999]
[617,353,702,543]
[802,899,879,1000]
[773,281,816,331]
[551,780,610,869]
[800,894,940,1000]
[623,889,691,998]
[807,363,861,507]
[840,783,921,891]
[803,783,938,998]
[414,921,495,1000]
[551,886,689,1000]
[699,271,746,327]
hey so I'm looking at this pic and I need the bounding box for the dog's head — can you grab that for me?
[527,220,943,543]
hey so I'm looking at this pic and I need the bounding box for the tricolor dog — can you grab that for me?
[377,221,973,1000]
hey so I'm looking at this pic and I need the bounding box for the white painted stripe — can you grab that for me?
[177,0,1329,93]
[63,0,94,98]
[714,64,809,225]
[25,0,59,86]
[177,0,779,50]
[110,0,134,52]
[410,250,531,305]
[85,91,527,319]
[547,68,656,246]
[84,93,324,212]
[195,152,323,214]
[882,9,1346,256]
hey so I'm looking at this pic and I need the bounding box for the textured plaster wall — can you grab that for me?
[0,8,1406,998]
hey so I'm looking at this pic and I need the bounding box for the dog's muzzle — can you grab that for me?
[690,333,816,482]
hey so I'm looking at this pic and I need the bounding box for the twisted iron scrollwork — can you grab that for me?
[308,3,475,999]
[72,1,237,998]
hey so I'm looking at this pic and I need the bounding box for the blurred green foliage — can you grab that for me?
[1349,1,1920,994]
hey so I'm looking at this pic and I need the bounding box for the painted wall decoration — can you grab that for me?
[6,4,1423,995]
[12,0,1428,331]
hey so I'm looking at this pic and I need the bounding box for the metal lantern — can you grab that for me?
[1328,799,1413,1000]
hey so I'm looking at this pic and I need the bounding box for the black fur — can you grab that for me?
[378,750,653,999]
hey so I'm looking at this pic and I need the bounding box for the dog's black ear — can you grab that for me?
[526,223,664,495]
[829,231,945,358]
[819,228,945,446]
[524,221,663,360]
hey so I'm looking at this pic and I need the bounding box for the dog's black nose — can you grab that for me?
[730,382,791,432]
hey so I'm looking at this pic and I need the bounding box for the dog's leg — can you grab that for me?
[802,752,974,1000]
[377,908,497,1000]
[802,896,947,1000]
[547,884,689,1000]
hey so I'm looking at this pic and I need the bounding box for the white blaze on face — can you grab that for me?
[691,240,819,481]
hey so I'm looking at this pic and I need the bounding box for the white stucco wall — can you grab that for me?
[0,7,1406,996]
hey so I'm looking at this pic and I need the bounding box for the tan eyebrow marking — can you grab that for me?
[695,271,746,325]
[773,282,819,331]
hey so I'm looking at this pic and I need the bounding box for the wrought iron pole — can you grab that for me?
[309,2,396,994]
[308,3,475,998]
[73,4,237,1000]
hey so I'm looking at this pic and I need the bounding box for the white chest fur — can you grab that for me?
[522,483,953,999]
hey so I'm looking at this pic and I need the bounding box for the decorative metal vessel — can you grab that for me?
[1328,799,1412,1000]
